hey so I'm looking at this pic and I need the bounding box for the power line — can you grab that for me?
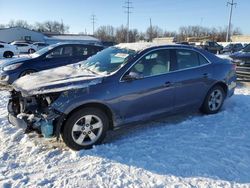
[123,0,133,43]
[226,0,237,42]
[91,14,96,35]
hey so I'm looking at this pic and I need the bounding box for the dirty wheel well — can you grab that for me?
[213,82,228,96]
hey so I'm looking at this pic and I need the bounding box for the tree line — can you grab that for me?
[0,20,242,42]
[94,25,242,43]
[0,20,69,34]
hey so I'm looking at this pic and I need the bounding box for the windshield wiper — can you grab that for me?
[83,67,99,75]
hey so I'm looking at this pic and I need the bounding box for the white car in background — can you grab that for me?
[10,42,36,54]
[0,42,19,58]
[31,42,49,51]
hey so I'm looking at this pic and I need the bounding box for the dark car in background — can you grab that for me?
[8,43,236,150]
[199,41,223,54]
[0,43,103,87]
[222,43,243,54]
[230,44,250,80]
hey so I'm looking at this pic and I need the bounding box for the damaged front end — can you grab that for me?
[8,90,65,139]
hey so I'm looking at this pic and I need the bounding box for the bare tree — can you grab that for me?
[35,21,69,34]
[146,26,163,41]
[115,25,128,43]
[7,20,32,29]
[0,24,5,29]
[94,25,115,41]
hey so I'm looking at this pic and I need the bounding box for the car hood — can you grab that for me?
[12,65,104,97]
[230,51,250,59]
[0,56,31,67]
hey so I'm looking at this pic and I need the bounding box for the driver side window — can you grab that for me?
[46,46,73,58]
[130,49,171,78]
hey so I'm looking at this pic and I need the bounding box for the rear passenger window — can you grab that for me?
[75,46,88,56]
[198,54,209,65]
[176,50,209,70]
[0,45,4,48]
[176,50,199,70]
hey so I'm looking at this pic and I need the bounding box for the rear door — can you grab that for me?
[172,49,212,110]
[73,45,103,63]
[15,43,29,53]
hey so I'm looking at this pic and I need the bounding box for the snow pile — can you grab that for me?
[0,85,250,187]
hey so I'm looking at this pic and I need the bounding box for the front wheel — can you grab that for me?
[200,85,225,114]
[62,108,109,150]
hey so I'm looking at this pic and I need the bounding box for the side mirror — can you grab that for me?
[122,72,142,82]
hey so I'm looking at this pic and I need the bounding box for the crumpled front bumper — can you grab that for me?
[7,100,28,130]
[8,113,27,130]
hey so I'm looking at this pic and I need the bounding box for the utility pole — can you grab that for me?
[226,0,237,42]
[91,14,96,35]
[123,0,133,43]
[149,18,153,41]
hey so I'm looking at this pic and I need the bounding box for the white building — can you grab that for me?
[0,27,45,43]
[0,27,101,44]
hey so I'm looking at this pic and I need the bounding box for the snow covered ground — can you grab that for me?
[0,84,250,188]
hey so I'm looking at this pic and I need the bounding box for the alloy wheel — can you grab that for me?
[208,89,223,111]
[71,115,103,146]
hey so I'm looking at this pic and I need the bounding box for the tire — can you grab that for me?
[62,108,109,150]
[200,85,225,114]
[28,49,35,54]
[3,51,14,58]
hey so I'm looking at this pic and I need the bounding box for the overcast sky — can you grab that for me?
[0,0,249,34]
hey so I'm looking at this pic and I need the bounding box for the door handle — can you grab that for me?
[164,81,172,87]
[203,73,210,78]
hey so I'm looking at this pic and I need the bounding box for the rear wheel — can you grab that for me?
[62,108,109,150]
[3,51,14,58]
[201,85,225,114]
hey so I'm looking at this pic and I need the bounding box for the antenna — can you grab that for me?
[226,0,237,42]
[91,14,96,35]
[123,0,133,43]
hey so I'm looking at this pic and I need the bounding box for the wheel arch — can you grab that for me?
[210,81,228,96]
[19,69,38,78]
[60,102,115,134]
[3,51,14,57]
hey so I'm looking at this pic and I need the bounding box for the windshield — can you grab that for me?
[31,44,58,58]
[243,44,250,52]
[81,47,136,75]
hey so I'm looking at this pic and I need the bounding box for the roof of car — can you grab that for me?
[115,42,195,52]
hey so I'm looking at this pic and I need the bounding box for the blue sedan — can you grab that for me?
[8,43,237,150]
[0,43,103,87]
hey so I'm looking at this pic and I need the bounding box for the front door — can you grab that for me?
[39,45,74,70]
[118,49,176,124]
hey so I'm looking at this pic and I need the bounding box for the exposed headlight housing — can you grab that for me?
[3,63,23,71]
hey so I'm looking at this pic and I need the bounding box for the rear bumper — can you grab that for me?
[227,81,237,97]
